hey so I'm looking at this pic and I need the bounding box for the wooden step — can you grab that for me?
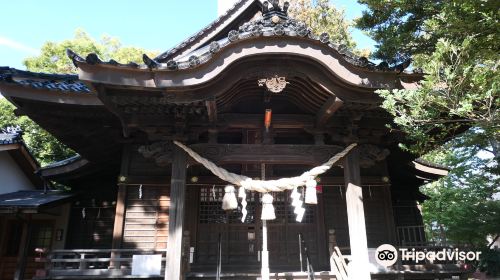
[187,271,337,280]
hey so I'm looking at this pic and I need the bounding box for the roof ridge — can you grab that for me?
[414,158,449,171]
[154,0,256,62]
[41,154,83,170]
[0,66,78,80]
[0,67,90,93]
[0,126,23,145]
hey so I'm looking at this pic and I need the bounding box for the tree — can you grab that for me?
[0,99,75,166]
[24,29,157,74]
[356,0,499,65]
[421,131,499,247]
[1,29,156,166]
[287,0,370,56]
[356,0,499,161]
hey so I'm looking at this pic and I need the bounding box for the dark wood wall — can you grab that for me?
[122,185,170,249]
[322,184,396,250]
[66,188,117,249]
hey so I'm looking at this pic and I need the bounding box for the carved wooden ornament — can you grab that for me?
[258,75,289,93]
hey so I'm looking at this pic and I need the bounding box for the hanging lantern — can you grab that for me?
[304,180,318,204]
[261,193,276,220]
[264,109,272,132]
[222,185,238,210]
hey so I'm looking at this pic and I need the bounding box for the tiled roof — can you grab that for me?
[41,155,83,170]
[0,126,23,145]
[0,190,76,212]
[414,158,449,171]
[69,2,415,74]
[154,0,254,62]
[0,67,90,93]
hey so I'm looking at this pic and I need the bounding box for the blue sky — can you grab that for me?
[0,0,375,70]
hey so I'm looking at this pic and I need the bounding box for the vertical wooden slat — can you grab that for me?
[166,146,187,280]
[344,147,370,280]
[383,185,398,244]
[411,227,417,246]
[316,190,328,268]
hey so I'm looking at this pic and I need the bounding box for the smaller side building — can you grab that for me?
[0,126,40,194]
[0,127,74,280]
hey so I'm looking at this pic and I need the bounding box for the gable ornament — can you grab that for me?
[258,75,289,93]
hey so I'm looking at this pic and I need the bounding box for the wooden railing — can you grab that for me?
[37,248,167,278]
[396,225,427,246]
[329,246,348,280]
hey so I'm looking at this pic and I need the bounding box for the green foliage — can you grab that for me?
[421,130,499,247]
[357,0,499,159]
[288,0,369,56]
[23,29,157,74]
[478,248,500,276]
[378,38,499,155]
[0,98,75,166]
[2,29,157,165]
[356,0,499,64]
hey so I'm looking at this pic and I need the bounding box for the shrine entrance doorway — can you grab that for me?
[194,185,324,272]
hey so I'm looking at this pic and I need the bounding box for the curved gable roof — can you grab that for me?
[154,0,261,62]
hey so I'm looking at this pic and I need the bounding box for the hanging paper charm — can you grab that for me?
[239,187,248,222]
[291,187,305,222]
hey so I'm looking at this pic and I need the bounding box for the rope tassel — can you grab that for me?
[222,185,238,211]
[261,193,276,220]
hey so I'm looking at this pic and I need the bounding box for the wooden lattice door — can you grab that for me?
[196,186,259,268]
[195,186,322,271]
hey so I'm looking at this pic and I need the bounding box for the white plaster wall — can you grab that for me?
[0,152,34,194]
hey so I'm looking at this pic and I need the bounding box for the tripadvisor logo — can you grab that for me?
[375,244,482,267]
[375,244,398,266]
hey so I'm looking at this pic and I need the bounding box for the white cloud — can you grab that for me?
[0,36,38,55]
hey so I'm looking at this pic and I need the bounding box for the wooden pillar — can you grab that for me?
[166,145,187,280]
[14,215,32,280]
[110,145,130,268]
[344,147,371,280]
[110,184,127,268]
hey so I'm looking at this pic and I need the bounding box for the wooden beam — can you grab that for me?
[120,175,390,186]
[220,113,314,129]
[166,146,187,280]
[316,96,343,127]
[130,113,316,129]
[138,143,344,166]
[96,86,131,138]
[205,100,217,123]
[343,147,371,280]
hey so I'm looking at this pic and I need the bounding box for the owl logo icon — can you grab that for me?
[375,244,398,266]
